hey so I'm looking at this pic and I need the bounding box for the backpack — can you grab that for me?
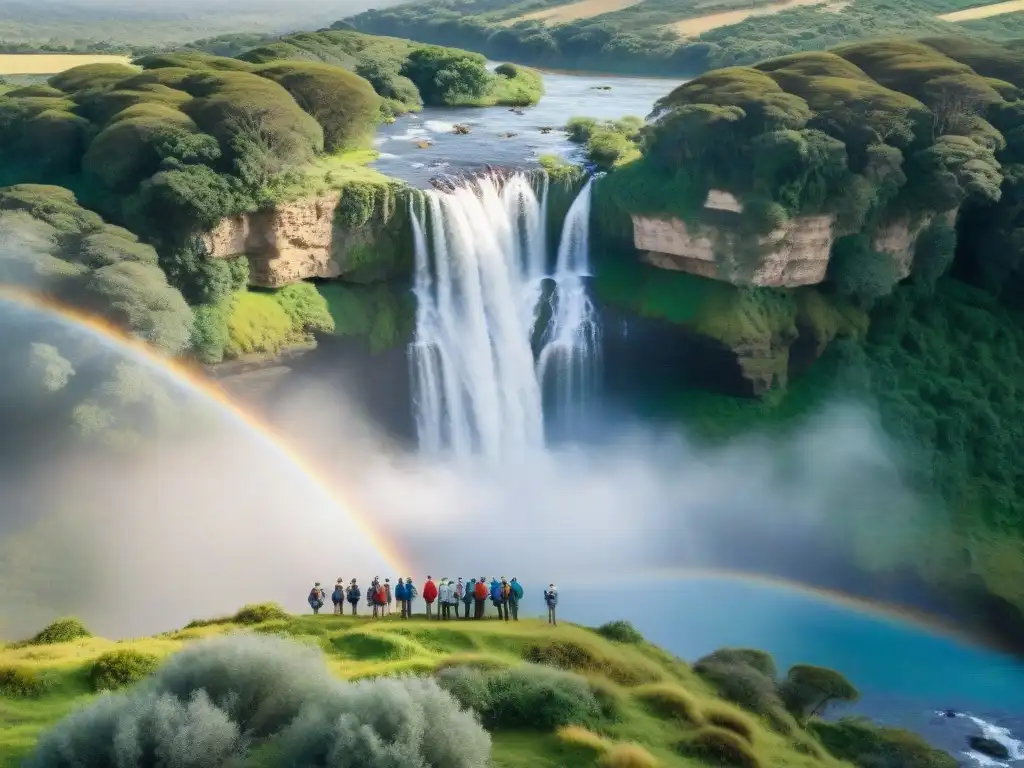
[501,583,511,599]
[332,587,343,602]
[377,585,387,605]
[511,581,523,599]
[474,581,488,599]
[309,589,321,603]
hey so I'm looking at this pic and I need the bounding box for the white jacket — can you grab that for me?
[438,582,451,604]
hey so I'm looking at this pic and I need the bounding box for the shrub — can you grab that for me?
[695,648,777,680]
[89,650,161,692]
[28,617,91,645]
[828,233,901,302]
[633,683,703,724]
[693,660,779,715]
[556,725,609,753]
[676,726,762,768]
[702,704,756,743]
[495,63,519,78]
[0,666,45,697]
[277,676,490,768]
[329,632,414,661]
[599,743,660,768]
[225,291,296,357]
[523,639,661,685]
[913,220,957,289]
[596,620,644,644]
[191,298,234,364]
[271,282,334,335]
[437,662,604,729]
[810,718,957,768]
[25,689,244,768]
[778,664,859,720]
[232,602,288,625]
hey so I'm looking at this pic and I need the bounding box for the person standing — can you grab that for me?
[498,577,511,621]
[453,578,464,619]
[308,583,326,615]
[422,575,438,619]
[489,577,501,616]
[405,576,417,618]
[384,578,393,616]
[395,578,407,618]
[332,579,345,615]
[347,579,361,616]
[370,578,380,618]
[544,583,558,626]
[509,577,523,621]
[474,577,488,619]
[462,579,475,620]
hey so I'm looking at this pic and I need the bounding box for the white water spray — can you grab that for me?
[409,172,599,459]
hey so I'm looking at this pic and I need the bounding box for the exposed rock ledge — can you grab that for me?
[633,192,954,288]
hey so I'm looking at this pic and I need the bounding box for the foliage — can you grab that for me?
[88,650,160,692]
[598,743,661,768]
[693,650,781,715]
[912,219,957,289]
[232,603,289,625]
[437,663,605,729]
[702,705,756,743]
[632,683,703,724]
[318,282,415,353]
[828,234,901,303]
[0,666,45,698]
[778,664,859,720]
[595,620,644,644]
[810,718,958,768]
[566,115,642,169]
[676,726,762,768]
[27,618,91,646]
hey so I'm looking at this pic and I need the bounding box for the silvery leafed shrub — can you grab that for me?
[26,634,490,768]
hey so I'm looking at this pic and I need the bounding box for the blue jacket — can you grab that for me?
[332,586,344,603]
[347,586,361,603]
[490,579,501,602]
[395,582,408,601]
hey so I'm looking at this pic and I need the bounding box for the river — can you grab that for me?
[371,66,684,186]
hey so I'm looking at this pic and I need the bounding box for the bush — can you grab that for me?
[556,725,609,753]
[0,666,45,697]
[26,689,244,768]
[329,632,414,661]
[702,704,756,743]
[778,664,859,720]
[524,639,661,684]
[89,650,161,692]
[437,662,604,730]
[599,743,661,768]
[694,648,777,680]
[596,620,644,644]
[693,658,779,715]
[232,602,288,625]
[28,617,91,645]
[190,298,233,363]
[277,675,490,768]
[828,233,901,302]
[913,220,957,289]
[271,282,334,335]
[676,726,762,768]
[495,63,518,78]
[810,718,957,768]
[633,683,703,724]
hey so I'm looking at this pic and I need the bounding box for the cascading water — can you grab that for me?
[409,171,599,459]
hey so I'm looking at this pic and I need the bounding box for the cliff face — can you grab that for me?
[633,213,834,287]
[202,186,411,288]
[632,192,946,289]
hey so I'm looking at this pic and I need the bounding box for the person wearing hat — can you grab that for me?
[462,579,475,620]
[544,583,558,626]
[331,579,345,615]
[473,576,488,619]
[346,578,361,616]
[308,582,326,615]
[405,577,417,618]
[498,577,511,622]
[384,578,393,616]
[422,575,438,619]
[509,577,523,621]
[438,578,450,620]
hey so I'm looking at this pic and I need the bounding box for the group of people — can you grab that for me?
[307,576,560,625]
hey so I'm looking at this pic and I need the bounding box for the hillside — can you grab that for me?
[348,0,1024,76]
[0,607,956,768]
[572,35,1024,649]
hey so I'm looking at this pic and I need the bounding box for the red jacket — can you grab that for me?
[474,581,488,600]
[422,579,438,603]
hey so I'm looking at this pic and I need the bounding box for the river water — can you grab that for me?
[371,67,683,186]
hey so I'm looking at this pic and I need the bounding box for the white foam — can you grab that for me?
[411,162,425,169]
[373,136,389,146]
[969,716,1024,763]
[424,120,456,133]
[376,153,399,160]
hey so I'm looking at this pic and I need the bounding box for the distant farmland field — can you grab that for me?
[507,0,643,25]
[938,0,1024,21]
[0,54,132,75]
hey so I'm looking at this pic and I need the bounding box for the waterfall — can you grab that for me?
[409,171,598,459]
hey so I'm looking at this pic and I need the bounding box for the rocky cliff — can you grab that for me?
[202,183,412,288]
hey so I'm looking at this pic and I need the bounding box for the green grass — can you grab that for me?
[0,609,864,768]
[273,149,392,203]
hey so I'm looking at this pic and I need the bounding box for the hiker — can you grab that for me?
[423,575,438,619]
[498,577,511,621]
[370,578,380,618]
[405,576,417,617]
[453,578,464,619]
[395,578,407,618]
[474,576,488,619]
[438,579,450,620]
[374,579,388,618]
[309,582,326,615]
[346,579,361,616]
[462,579,475,620]
[509,577,523,621]
[331,579,345,615]
[384,578,392,616]
[544,583,558,626]
[489,577,502,615]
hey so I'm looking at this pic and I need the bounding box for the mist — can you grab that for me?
[0,314,931,640]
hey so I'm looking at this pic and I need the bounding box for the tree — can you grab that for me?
[779,664,860,721]
[925,75,1000,140]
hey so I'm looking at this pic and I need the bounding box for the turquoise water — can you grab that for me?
[561,574,1024,764]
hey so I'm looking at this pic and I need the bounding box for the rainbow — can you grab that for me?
[0,287,411,576]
